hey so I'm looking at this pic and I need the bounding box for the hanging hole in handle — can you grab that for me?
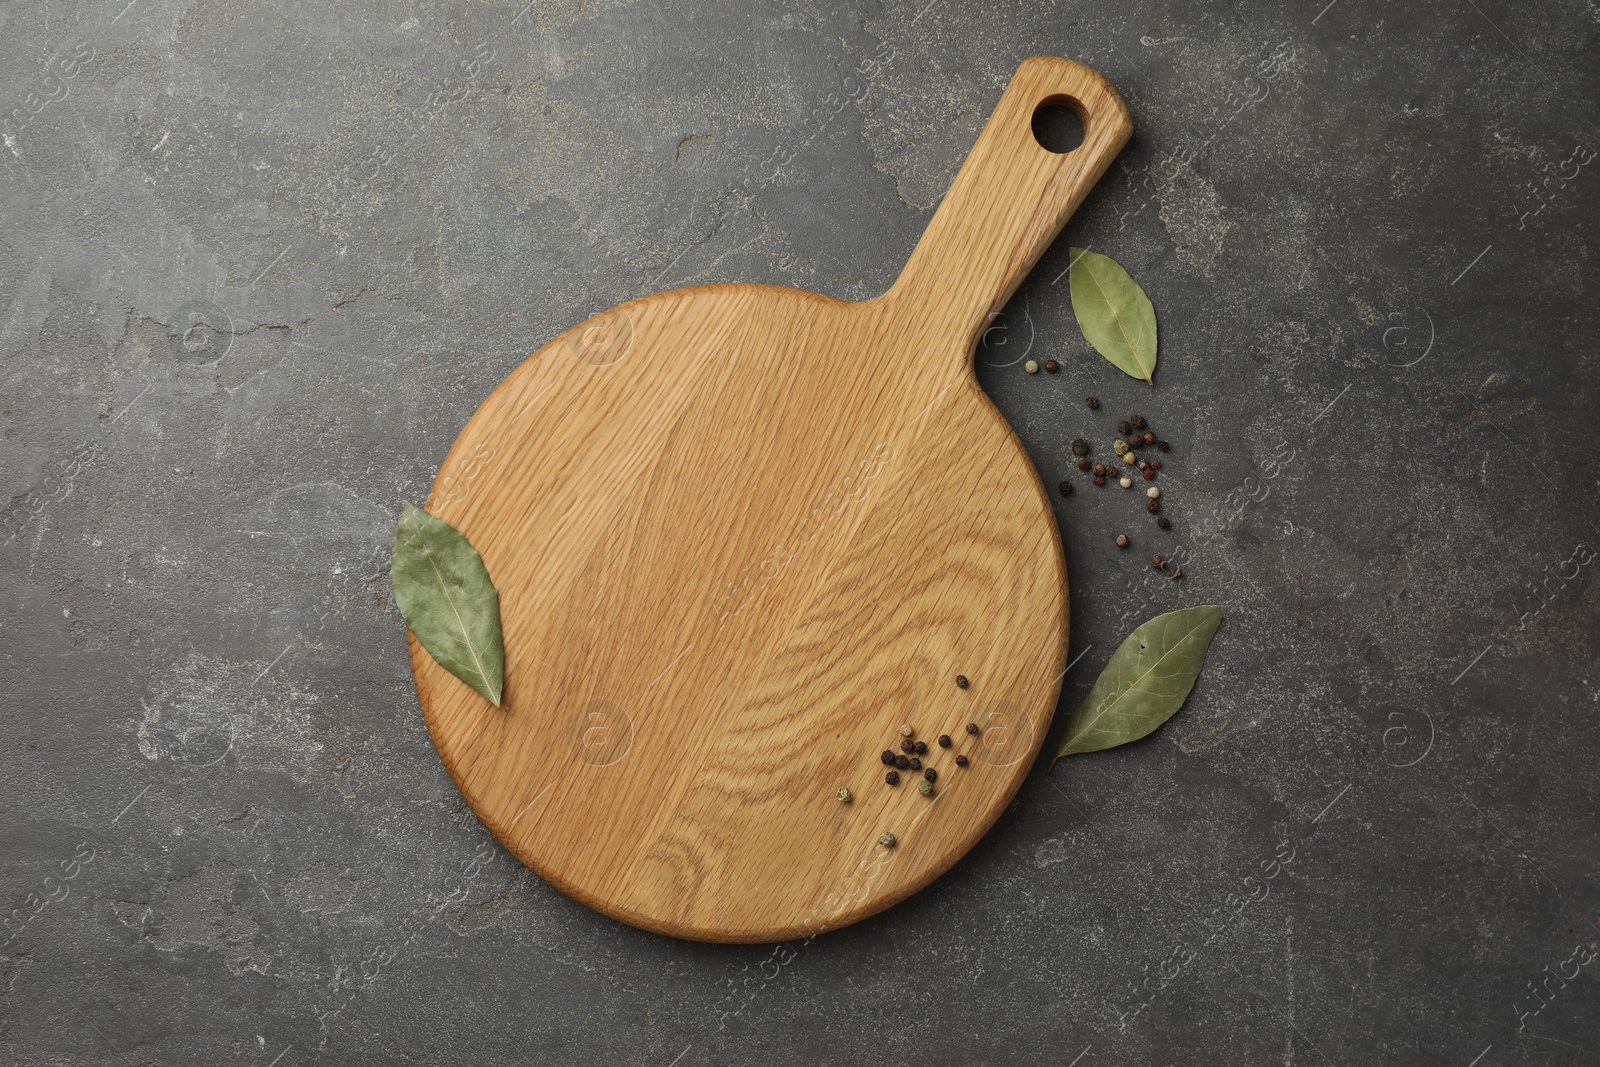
[1031,96,1085,154]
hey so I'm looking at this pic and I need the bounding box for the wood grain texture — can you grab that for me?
[409,56,1132,942]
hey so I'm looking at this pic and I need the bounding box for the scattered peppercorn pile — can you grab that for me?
[855,675,987,850]
[1059,401,1182,580]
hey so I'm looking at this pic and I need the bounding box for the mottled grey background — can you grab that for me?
[2,0,1597,1063]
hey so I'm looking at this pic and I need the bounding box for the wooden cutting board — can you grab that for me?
[409,56,1132,943]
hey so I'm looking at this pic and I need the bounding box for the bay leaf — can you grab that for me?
[391,502,504,706]
[1052,605,1223,761]
[1069,247,1158,383]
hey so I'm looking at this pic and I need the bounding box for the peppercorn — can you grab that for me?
[1085,396,1100,409]
[955,754,970,767]
[1143,430,1156,445]
[1093,476,1106,487]
[1142,468,1156,480]
[1117,419,1132,434]
[900,739,916,753]
[895,754,910,769]
[909,756,922,770]
[1058,480,1073,497]
[900,724,913,737]
[1147,486,1160,499]
[1130,414,1146,429]
[938,734,952,748]
[1119,476,1132,489]
[966,722,980,736]
[1076,456,1092,472]
[955,674,970,689]
[1043,359,1060,373]
[914,740,927,755]
[1127,437,1141,450]
[1136,459,1147,470]
[885,770,900,785]
[1112,439,1129,456]
[1115,533,1130,548]
[1157,516,1171,530]
[1157,440,1170,453]
[917,778,935,796]
[1025,359,1039,374]
[837,786,852,803]
[1169,566,1183,580]
[1150,554,1164,569]
[880,750,896,765]
[879,832,897,847]
[1092,463,1107,477]
[923,767,938,782]
[1146,498,1161,514]
[1149,459,1162,470]
[1070,438,1090,456]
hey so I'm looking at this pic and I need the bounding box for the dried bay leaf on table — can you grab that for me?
[1052,605,1224,761]
[391,502,504,706]
[1069,247,1158,383]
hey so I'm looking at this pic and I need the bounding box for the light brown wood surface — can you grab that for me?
[409,56,1132,943]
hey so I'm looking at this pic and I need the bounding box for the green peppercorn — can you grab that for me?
[837,786,852,803]
[917,778,934,796]
[879,832,897,847]
[1112,439,1129,456]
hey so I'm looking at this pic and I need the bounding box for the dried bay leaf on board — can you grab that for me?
[391,503,504,706]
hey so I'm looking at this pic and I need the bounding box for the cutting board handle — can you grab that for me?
[883,56,1133,356]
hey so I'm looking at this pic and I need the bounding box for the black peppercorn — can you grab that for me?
[1157,440,1170,452]
[895,754,910,769]
[966,722,980,736]
[924,767,938,782]
[1115,533,1129,548]
[1143,430,1156,445]
[1058,480,1073,496]
[1157,516,1171,530]
[938,734,952,748]
[885,770,900,785]
[955,754,970,767]
[1085,395,1100,409]
[914,740,928,754]
[900,739,916,753]
[1092,463,1107,477]
[1117,419,1131,434]
[1130,414,1146,429]
[1127,437,1142,450]
[909,756,922,770]
[880,750,896,765]
[1150,554,1164,569]
[1043,359,1060,373]
[1146,498,1161,514]
[1070,438,1090,456]
[956,674,970,689]
[1076,456,1092,472]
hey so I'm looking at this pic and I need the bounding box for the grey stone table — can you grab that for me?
[2,0,1596,1064]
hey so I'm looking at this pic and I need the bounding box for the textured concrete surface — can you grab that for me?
[2,0,1597,1064]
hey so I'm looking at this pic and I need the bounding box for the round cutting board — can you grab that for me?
[409,56,1132,943]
